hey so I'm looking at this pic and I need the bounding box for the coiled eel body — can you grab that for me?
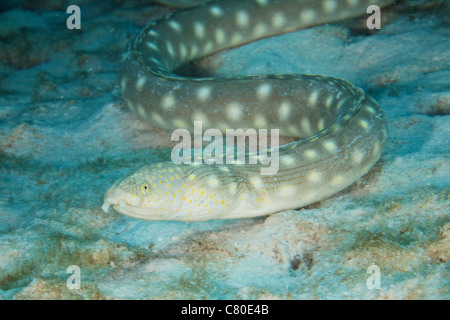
[102,0,391,221]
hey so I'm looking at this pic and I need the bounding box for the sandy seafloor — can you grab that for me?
[0,0,448,299]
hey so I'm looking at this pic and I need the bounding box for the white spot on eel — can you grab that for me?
[102,0,391,222]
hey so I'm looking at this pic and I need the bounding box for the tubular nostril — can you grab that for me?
[102,202,111,213]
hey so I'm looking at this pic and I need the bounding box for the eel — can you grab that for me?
[102,0,392,221]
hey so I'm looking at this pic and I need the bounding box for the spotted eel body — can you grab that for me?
[102,0,391,221]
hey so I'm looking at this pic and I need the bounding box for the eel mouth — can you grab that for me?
[102,199,144,217]
[102,200,172,221]
[102,200,126,214]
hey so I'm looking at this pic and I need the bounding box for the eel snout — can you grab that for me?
[102,185,142,215]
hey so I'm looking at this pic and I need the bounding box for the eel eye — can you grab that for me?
[142,184,149,193]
